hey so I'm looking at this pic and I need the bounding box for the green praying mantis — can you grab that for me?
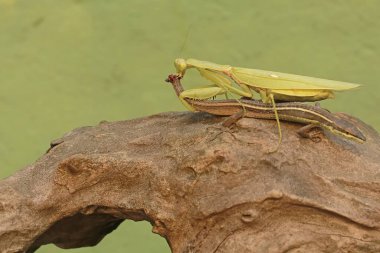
[173,58,361,146]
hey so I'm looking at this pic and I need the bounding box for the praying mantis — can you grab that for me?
[173,58,361,146]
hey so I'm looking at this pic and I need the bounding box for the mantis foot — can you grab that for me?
[297,124,325,143]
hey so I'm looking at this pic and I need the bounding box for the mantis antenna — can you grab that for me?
[179,23,193,55]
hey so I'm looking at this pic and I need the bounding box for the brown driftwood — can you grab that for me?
[0,111,380,253]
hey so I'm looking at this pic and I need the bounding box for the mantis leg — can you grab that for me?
[179,86,226,111]
[259,91,282,151]
[269,93,282,151]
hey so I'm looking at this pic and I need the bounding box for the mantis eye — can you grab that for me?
[174,58,187,75]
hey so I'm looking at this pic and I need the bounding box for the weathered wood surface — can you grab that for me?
[0,112,379,253]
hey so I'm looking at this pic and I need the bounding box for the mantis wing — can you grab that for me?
[232,67,360,91]
[271,89,335,101]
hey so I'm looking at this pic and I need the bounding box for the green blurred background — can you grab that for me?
[1,0,379,252]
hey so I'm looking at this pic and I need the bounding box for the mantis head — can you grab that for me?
[174,58,188,77]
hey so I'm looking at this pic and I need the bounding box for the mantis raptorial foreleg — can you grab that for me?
[178,68,252,111]
[198,69,253,98]
[179,86,226,111]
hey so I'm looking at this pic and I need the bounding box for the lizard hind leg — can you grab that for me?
[297,123,325,143]
[222,110,245,127]
[221,91,249,128]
